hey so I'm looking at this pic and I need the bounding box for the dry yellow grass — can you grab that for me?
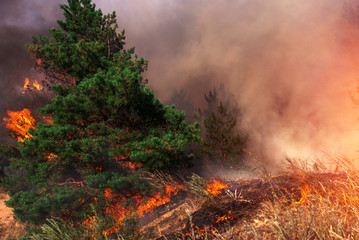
[0,189,26,240]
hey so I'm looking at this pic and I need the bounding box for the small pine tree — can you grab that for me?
[5,0,200,225]
[0,143,20,179]
[199,88,245,167]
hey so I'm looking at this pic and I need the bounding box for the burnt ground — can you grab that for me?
[140,173,348,240]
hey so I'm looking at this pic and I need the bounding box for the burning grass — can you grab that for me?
[238,157,359,240]
[5,156,359,240]
[151,157,359,240]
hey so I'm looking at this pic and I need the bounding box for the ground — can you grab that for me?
[0,189,25,240]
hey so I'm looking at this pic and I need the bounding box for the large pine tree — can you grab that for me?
[5,0,200,224]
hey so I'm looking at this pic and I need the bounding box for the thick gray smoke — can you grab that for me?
[2,0,359,165]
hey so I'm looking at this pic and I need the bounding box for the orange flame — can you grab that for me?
[206,179,228,196]
[114,153,144,170]
[294,184,310,205]
[3,109,36,141]
[105,184,179,220]
[33,80,43,90]
[118,161,142,170]
[24,78,30,88]
[23,77,43,92]
[44,152,58,161]
[136,184,178,217]
[88,184,180,236]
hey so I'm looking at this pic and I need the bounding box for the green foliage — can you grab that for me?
[0,142,20,179]
[5,0,200,225]
[27,0,127,86]
[24,213,145,240]
[202,102,245,164]
[186,173,210,199]
[198,87,246,166]
[7,187,89,224]
[27,218,82,240]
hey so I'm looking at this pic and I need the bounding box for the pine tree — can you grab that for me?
[0,143,20,179]
[199,88,246,167]
[27,0,127,87]
[5,0,200,224]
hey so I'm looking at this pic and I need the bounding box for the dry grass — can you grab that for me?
[5,156,359,240]
[0,189,27,240]
[170,156,359,240]
[225,156,359,240]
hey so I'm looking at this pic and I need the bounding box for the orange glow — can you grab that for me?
[89,184,180,236]
[22,77,43,92]
[206,178,228,196]
[36,59,41,65]
[294,184,310,205]
[105,184,179,220]
[33,80,43,90]
[136,184,178,217]
[3,109,36,141]
[42,116,53,125]
[114,153,131,161]
[114,153,144,170]
[45,152,58,161]
[215,212,231,223]
[24,77,30,88]
[118,160,142,170]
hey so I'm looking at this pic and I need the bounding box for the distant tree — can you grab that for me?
[0,143,20,179]
[197,84,240,120]
[198,87,246,166]
[4,0,200,225]
[170,89,196,123]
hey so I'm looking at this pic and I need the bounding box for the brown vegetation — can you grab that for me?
[0,189,25,240]
[3,157,359,240]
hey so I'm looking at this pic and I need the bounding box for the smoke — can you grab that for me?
[0,0,65,141]
[95,0,359,163]
[2,0,359,164]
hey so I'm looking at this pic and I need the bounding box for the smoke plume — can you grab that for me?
[2,0,359,165]
[0,0,65,141]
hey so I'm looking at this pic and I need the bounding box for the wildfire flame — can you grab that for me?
[3,108,36,141]
[23,77,43,93]
[206,178,228,196]
[32,80,43,90]
[294,184,310,205]
[91,184,180,236]
[24,77,30,89]
[104,184,179,220]
[45,152,58,161]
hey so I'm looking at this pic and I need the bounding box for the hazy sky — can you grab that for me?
[2,0,359,165]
